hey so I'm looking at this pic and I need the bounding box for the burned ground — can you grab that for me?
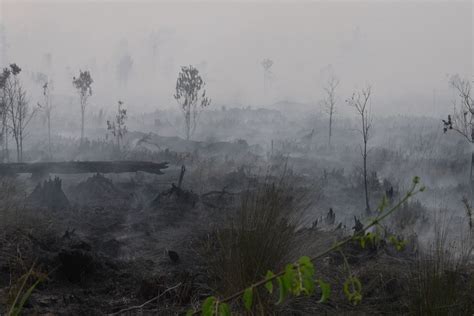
[0,110,473,315]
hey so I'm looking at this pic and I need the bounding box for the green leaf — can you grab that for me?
[243,287,253,311]
[283,263,296,294]
[218,303,231,316]
[202,296,216,316]
[317,279,331,303]
[298,256,312,266]
[186,309,195,316]
[276,276,288,305]
[413,176,420,184]
[265,270,275,294]
[15,278,42,315]
[343,276,363,305]
[388,235,407,251]
[298,257,315,295]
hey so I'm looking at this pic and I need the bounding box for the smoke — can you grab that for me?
[0,1,472,116]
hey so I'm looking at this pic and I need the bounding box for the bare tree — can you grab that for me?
[0,67,9,162]
[72,70,93,145]
[321,75,339,147]
[347,86,372,215]
[3,64,36,162]
[37,78,53,159]
[107,100,127,151]
[174,65,211,140]
[443,75,474,187]
[261,58,273,96]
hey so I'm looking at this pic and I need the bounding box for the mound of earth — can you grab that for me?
[70,173,127,206]
[27,177,70,210]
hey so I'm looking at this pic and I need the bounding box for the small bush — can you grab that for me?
[204,173,304,311]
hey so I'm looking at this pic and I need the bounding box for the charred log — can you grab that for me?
[0,161,168,178]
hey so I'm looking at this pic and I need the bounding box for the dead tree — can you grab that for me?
[443,75,474,193]
[347,86,372,215]
[174,65,211,140]
[3,64,36,162]
[37,79,54,159]
[72,70,93,145]
[0,67,9,162]
[107,100,127,151]
[321,75,339,147]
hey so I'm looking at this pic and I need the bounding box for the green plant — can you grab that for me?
[7,262,46,316]
[190,177,425,315]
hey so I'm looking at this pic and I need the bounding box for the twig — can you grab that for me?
[108,282,182,315]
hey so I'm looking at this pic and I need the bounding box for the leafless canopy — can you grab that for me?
[321,75,339,146]
[0,64,37,162]
[445,75,474,143]
[347,86,372,144]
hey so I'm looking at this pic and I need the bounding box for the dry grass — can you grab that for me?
[406,218,474,315]
[202,171,305,312]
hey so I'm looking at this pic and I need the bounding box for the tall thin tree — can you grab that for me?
[3,64,36,162]
[72,70,93,145]
[321,75,339,147]
[0,67,9,162]
[38,79,53,159]
[347,86,372,215]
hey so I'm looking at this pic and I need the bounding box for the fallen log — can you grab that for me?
[0,161,169,177]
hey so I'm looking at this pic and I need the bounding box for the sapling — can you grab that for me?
[72,70,93,145]
[321,74,339,147]
[174,65,211,140]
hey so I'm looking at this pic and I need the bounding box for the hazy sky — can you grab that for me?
[0,0,472,116]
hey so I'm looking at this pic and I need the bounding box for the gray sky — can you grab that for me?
[0,0,472,116]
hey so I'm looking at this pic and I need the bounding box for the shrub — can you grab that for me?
[204,174,304,312]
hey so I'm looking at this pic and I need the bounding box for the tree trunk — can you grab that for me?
[19,133,23,163]
[15,136,20,163]
[80,105,85,145]
[363,141,370,215]
[328,112,333,147]
[470,144,474,203]
[185,109,191,140]
[2,123,8,162]
[47,114,52,159]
